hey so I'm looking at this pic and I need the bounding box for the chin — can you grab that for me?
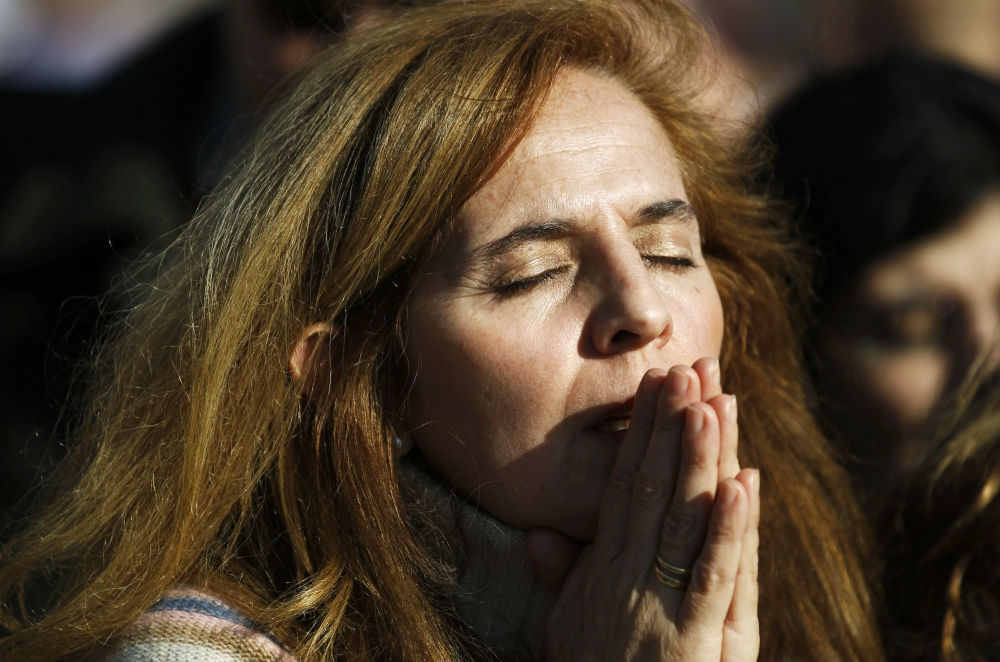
[485,488,601,540]
[553,513,599,542]
[533,499,601,542]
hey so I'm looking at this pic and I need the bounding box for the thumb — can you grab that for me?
[526,527,584,592]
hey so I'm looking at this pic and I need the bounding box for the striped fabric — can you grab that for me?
[105,465,550,660]
[104,588,296,662]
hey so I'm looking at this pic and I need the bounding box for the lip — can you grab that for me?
[580,396,635,448]
[583,397,635,428]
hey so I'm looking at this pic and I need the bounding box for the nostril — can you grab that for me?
[611,329,638,345]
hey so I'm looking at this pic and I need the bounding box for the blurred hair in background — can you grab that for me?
[0,0,395,525]
[881,366,1000,661]
[682,0,1000,119]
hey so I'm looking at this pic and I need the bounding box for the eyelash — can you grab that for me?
[494,256,696,297]
[496,267,568,296]
[643,255,697,271]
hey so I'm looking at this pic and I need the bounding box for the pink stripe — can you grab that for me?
[120,589,296,661]
[130,608,227,631]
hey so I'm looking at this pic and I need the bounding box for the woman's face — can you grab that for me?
[822,191,1000,475]
[405,69,724,540]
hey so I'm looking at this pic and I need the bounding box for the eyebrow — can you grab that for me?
[636,199,698,225]
[464,198,698,270]
[468,218,575,268]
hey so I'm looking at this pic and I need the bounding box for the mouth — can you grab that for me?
[579,396,635,448]
[591,415,631,433]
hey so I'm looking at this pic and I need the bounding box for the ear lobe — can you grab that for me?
[289,322,339,403]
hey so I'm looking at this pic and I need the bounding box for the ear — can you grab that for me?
[289,322,339,403]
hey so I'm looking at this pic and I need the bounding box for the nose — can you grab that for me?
[588,242,673,355]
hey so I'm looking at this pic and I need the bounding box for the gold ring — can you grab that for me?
[653,565,690,590]
[655,554,692,577]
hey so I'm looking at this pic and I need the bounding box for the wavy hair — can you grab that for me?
[1,1,884,660]
[882,364,1000,661]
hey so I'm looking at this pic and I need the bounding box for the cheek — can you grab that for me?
[852,346,949,428]
[406,297,580,464]
[663,275,724,361]
[824,326,950,430]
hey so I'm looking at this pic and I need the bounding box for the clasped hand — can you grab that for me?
[527,359,760,662]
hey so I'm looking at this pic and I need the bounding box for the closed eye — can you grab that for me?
[492,256,692,298]
[643,255,696,271]
[495,266,569,297]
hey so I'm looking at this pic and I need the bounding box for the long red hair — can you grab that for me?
[1,1,884,660]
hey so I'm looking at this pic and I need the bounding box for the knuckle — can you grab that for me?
[614,578,643,611]
[631,404,657,429]
[684,445,715,473]
[659,506,701,548]
[709,513,740,544]
[653,415,683,439]
[632,468,665,503]
[607,465,635,497]
[692,565,732,594]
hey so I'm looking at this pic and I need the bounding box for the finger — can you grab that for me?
[543,545,594,662]
[693,357,721,402]
[526,527,585,592]
[652,401,721,599]
[708,393,740,481]
[620,366,702,566]
[594,369,666,560]
[724,469,760,647]
[677,478,748,633]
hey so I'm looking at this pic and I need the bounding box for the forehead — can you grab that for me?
[456,68,687,241]
[524,68,672,156]
[864,193,1000,300]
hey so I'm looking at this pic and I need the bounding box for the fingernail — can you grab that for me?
[728,394,737,416]
[686,405,704,436]
[720,483,737,505]
[750,469,760,495]
[643,369,666,399]
[709,357,720,382]
[668,369,689,398]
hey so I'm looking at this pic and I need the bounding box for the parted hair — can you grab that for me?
[0,1,884,660]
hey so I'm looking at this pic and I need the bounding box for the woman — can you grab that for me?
[769,55,1000,495]
[881,369,1000,660]
[0,1,883,660]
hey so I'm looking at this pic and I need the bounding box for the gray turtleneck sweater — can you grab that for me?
[398,459,556,660]
[106,460,556,662]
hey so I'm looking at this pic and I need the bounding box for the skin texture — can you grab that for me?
[540,365,759,662]
[822,191,1000,477]
[404,69,725,540]
[290,335,760,661]
[291,69,760,661]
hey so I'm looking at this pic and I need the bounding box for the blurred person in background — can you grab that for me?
[769,55,1000,498]
[881,367,1000,661]
[681,0,1000,120]
[0,0,393,523]
[890,0,1000,81]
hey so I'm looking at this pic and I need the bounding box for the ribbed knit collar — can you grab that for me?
[398,458,555,660]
